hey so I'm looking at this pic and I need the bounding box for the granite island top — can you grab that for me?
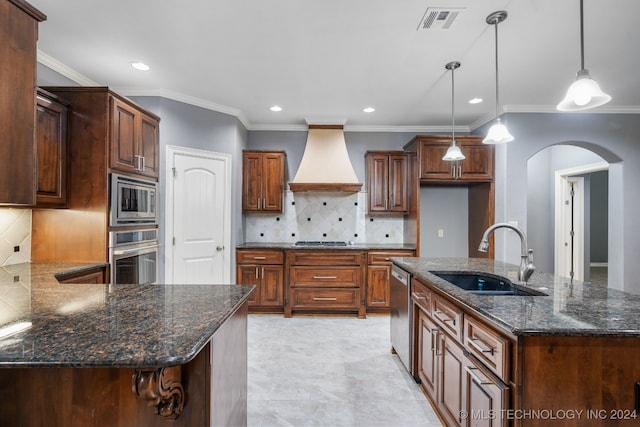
[237,241,416,251]
[0,262,254,368]
[392,257,640,337]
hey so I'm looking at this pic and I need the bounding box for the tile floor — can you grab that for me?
[247,314,443,426]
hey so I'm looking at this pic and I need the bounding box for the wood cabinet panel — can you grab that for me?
[139,113,160,178]
[236,249,284,310]
[366,151,408,213]
[36,89,68,207]
[463,360,509,427]
[0,0,45,206]
[290,266,360,288]
[432,293,463,341]
[290,288,360,309]
[416,307,439,398]
[464,315,509,382]
[242,151,285,212]
[288,250,362,266]
[439,333,465,426]
[366,249,415,309]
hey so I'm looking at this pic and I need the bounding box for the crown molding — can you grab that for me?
[37,50,99,86]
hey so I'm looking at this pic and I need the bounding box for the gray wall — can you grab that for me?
[477,113,637,294]
[590,171,608,263]
[131,97,248,283]
[420,186,469,257]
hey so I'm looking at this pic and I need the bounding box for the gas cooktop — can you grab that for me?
[294,241,348,247]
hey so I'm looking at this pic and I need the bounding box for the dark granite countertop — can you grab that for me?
[237,242,416,251]
[392,257,640,337]
[0,263,254,368]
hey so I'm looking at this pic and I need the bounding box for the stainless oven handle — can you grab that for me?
[112,244,160,256]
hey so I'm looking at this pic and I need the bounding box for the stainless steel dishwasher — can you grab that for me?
[390,264,412,374]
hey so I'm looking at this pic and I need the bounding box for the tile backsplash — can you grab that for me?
[245,191,404,244]
[0,209,31,266]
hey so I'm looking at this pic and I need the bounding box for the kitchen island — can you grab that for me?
[0,262,254,427]
[393,257,640,426]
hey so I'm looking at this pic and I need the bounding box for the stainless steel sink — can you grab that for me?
[432,272,547,296]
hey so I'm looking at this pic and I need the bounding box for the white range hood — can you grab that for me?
[289,125,362,192]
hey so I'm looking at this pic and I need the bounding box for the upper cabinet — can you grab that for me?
[36,89,69,207]
[411,135,494,183]
[110,97,159,179]
[366,151,409,214]
[0,0,46,206]
[242,150,285,213]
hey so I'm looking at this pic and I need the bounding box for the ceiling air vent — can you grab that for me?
[417,7,465,30]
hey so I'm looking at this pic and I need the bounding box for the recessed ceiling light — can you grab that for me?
[270,105,282,112]
[363,107,375,113]
[469,98,483,104]
[130,61,151,71]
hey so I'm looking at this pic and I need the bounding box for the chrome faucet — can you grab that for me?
[478,223,536,284]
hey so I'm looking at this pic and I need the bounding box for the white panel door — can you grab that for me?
[168,148,230,284]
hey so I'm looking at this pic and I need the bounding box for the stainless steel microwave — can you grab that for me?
[110,173,158,226]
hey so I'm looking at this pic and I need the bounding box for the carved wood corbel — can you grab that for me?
[132,366,185,419]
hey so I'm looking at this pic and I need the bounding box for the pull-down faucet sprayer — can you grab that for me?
[478,223,536,284]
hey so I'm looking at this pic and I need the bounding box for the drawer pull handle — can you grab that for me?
[313,275,338,279]
[465,366,493,385]
[470,336,495,355]
[431,329,439,352]
[253,256,267,260]
[411,292,428,302]
[313,297,338,301]
[434,310,455,324]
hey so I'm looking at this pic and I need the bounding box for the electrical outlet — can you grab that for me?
[438,229,444,238]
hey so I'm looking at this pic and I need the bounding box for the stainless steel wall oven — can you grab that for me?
[109,228,159,285]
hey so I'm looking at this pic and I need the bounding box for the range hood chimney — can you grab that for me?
[289,125,362,192]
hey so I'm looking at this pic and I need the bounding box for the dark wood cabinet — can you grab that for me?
[285,250,366,318]
[410,135,494,183]
[110,97,159,178]
[242,151,285,213]
[236,249,284,311]
[0,0,46,206]
[366,250,414,310]
[36,89,68,207]
[56,266,107,284]
[366,151,408,213]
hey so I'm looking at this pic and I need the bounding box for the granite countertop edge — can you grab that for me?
[391,257,640,338]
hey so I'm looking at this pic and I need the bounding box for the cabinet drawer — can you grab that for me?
[432,293,463,341]
[411,279,432,315]
[291,289,360,309]
[288,251,363,266]
[290,266,360,288]
[367,250,414,264]
[464,315,510,382]
[237,250,284,264]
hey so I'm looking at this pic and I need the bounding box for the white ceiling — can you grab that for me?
[30,0,640,131]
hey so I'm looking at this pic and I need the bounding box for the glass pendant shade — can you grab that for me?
[443,143,465,161]
[483,119,514,144]
[557,70,611,111]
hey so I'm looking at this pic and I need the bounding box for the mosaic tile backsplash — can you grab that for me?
[245,191,405,244]
[0,209,31,266]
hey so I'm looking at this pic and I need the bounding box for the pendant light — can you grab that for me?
[443,61,465,161]
[557,0,611,111]
[483,11,514,145]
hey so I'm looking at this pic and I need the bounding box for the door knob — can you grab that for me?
[216,246,224,251]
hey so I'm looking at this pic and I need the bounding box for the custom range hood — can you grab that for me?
[289,125,362,192]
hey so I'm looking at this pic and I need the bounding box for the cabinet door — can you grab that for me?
[417,308,439,398]
[0,1,44,205]
[138,113,159,178]
[36,92,68,207]
[110,97,139,173]
[242,152,262,211]
[261,152,284,212]
[459,143,494,181]
[419,142,454,181]
[260,265,284,307]
[463,363,509,427]
[388,154,408,212]
[439,334,466,426]
[237,265,260,306]
[367,154,389,212]
[366,265,390,308]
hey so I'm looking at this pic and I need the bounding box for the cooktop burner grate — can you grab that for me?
[294,241,348,247]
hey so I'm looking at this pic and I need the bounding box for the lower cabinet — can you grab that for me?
[56,266,107,284]
[413,278,509,427]
[236,249,284,311]
[366,250,415,310]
